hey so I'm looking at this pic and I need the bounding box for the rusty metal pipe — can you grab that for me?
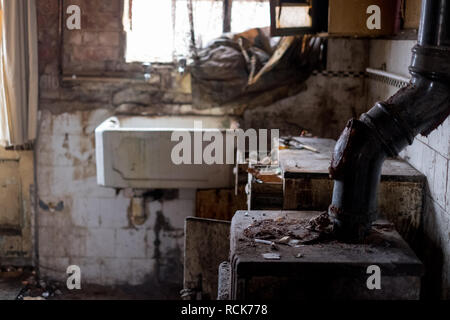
[328,0,450,241]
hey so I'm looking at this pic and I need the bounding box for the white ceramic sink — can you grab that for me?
[95,116,236,189]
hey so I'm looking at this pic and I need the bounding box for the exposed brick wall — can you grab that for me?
[37,0,194,115]
[62,0,127,73]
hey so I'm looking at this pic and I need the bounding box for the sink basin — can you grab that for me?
[95,116,236,189]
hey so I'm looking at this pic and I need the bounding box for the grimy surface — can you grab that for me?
[231,211,424,277]
[184,217,231,300]
[280,137,424,180]
[0,278,21,300]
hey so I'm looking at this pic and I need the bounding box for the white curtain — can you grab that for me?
[0,0,38,147]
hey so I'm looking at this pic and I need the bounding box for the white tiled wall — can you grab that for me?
[368,40,450,299]
[36,110,194,287]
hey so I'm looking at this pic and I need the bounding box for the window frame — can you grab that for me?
[58,0,270,80]
[123,0,270,63]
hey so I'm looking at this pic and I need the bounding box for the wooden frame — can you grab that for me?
[223,0,232,33]
[270,0,329,36]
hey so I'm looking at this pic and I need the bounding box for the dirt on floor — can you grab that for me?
[0,266,181,300]
[50,282,181,300]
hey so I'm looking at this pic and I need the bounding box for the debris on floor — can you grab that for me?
[262,253,281,260]
[16,269,63,300]
[0,267,27,300]
[2,265,181,300]
[0,266,60,301]
[243,214,328,245]
[247,167,283,184]
[23,296,46,301]
[307,211,332,232]
[254,239,274,246]
[277,236,291,244]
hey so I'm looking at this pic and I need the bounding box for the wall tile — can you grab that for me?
[434,155,448,209]
[115,228,147,259]
[98,197,130,229]
[101,258,133,286]
[86,228,115,258]
[162,199,195,229]
[39,256,70,282]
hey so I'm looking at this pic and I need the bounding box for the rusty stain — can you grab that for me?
[328,205,344,218]
[60,131,96,180]
[72,164,96,181]
[152,210,184,283]
[62,133,69,149]
[329,119,360,180]
[126,197,148,228]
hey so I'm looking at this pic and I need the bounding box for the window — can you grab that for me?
[124,0,224,63]
[124,0,175,63]
[231,0,270,33]
[124,0,271,63]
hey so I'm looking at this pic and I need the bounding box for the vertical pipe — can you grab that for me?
[419,0,450,47]
[419,0,437,45]
[437,0,450,46]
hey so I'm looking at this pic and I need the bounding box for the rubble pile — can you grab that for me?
[13,268,63,300]
[243,212,332,245]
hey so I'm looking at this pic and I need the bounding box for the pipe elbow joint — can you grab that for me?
[328,118,387,241]
[328,0,450,242]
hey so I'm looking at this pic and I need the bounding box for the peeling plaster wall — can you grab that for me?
[0,148,34,266]
[36,109,193,286]
[37,0,196,290]
[367,40,450,300]
[36,0,370,288]
[37,109,195,287]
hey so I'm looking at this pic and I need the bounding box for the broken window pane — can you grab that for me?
[231,0,270,33]
[174,0,224,58]
[125,0,174,63]
[125,0,223,63]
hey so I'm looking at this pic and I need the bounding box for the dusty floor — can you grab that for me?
[0,278,23,300]
[0,267,180,300]
[51,283,181,300]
